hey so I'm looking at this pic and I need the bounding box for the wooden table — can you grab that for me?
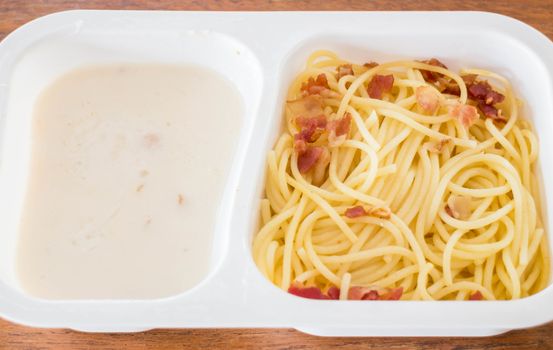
[1,1,552,349]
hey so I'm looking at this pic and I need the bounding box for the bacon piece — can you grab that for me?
[468,82,488,99]
[336,64,354,79]
[348,286,379,300]
[344,205,391,219]
[327,113,352,147]
[293,116,331,176]
[294,114,328,146]
[442,74,477,96]
[442,81,460,95]
[345,205,366,218]
[469,291,483,301]
[381,287,404,300]
[301,74,330,96]
[485,90,505,105]
[331,113,351,136]
[364,290,380,300]
[294,138,308,154]
[297,146,324,174]
[419,59,462,95]
[295,115,328,143]
[419,58,447,83]
[367,74,394,99]
[326,286,340,300]
[467,81,505,105]
[288,283,328,300]
[425,58,447,68]
[478,103,507,123]
[462,74,478,85]
[295,128,316,145]
[287,95,324,119]
[462,76,506,122]
[423,139,451,153]
[348,286,403,300]
[445,195,472,220]
[449,103,479,128]
[297,115,327,129]
[288,283,340,300]
[416,86,440,114]
[363,61,379,69]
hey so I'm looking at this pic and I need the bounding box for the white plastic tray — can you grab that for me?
[0,10,552,336]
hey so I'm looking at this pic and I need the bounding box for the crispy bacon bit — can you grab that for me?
[467,81,505,105]
[416,86,440,114]
[469,291,484,301]
[301,74,330,96]
[288,283,339,300]
[289,283,403,301]
[348,286,403,300]
[348,286,379,300]
[442,82,460,95]
[485,90,504,105]
[294,114,328,147]
[418,58,463,95]
[345,205,366,218]
[327,113,352,147]
[294,138,308,154]
[287,95,324,119]
[449,103,479,128]
[424,139,451,153]
[292,113,331,176]
[478,103,507,123]
[445,195,472,220]
[336,64,354,79]
[295,115,328,143]
[365,290,380,300]
[426,58,447,68]
[462,74,478,85]
[443,74,476,96]
[295,128,316,145]
[419,58,448,83]
[463,76,506,122]
[327,286,340,300]
[331,113,351,137]
[367,74,394,99]
[363,61,379,69]
[297,146,324,174]
[288,283,328,299]
[381,287,404,300]
[345,205,391,219]
[468,82,489,99]
[297,115,327,129]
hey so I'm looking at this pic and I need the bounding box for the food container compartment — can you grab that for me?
[0,10,552,336]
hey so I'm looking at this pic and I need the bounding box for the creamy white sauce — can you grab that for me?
[16,64,242,299]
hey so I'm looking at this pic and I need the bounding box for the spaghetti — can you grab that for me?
[252,51,550,300]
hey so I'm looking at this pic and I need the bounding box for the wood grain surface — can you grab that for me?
[1,1,552,349]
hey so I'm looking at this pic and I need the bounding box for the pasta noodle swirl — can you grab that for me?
[253,51,550,300]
